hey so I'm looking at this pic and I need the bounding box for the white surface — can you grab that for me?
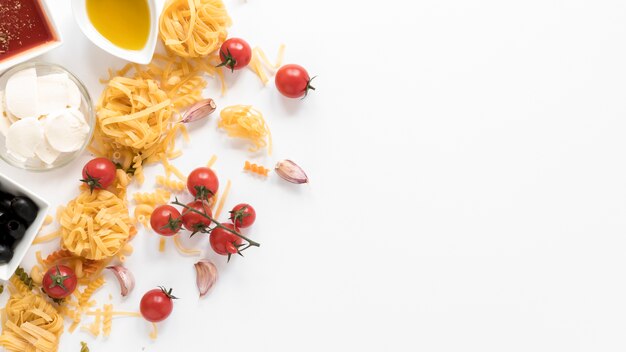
[1,0,626,351]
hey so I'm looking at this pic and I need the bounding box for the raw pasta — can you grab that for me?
[219,105,272,154]
[0,291,64,352]
[60,190,134,260]
[159,0,231,58]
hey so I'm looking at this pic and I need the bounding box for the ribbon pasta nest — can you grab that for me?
[159,0,232,58]
[97,77,175,151]
[219,105,272,154]
[0,290,64,352]
[60,190,135,260]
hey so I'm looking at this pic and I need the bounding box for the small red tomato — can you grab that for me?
[182,200,213,233]
[81,158,117,192]
[229,203,256,228]
[210,223,242,257]
[218,38,252,71]
[140,287,177,323]
[150,205,182,236]
[42,265,77,299]
[187,167,219,201]
[275,64,316,99]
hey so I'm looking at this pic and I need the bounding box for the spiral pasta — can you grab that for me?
[133,189,171,206]
[244,161,269,176]
[60,190,135,260]
[103,304,113,337]
[9,274,31,295]
[0,291,64,352]
[159,0,231,58]
[219,105,272,154]
[42,249,73,266]
[78,276,105,307]
[156,175,186,192]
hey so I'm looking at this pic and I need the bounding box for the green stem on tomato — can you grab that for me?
[172,199,260,248]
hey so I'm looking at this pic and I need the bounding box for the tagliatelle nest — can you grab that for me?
[0,290,64,352]
[60,190,135,260]
[159,0,232,58]
[96,77,174,150]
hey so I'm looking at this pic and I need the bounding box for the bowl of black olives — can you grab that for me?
[0,172,49,280]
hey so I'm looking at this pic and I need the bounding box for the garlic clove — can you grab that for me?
[106,265,135,297]
[275,159,309,184]
[194,259,218,298]
[181,99,216,123]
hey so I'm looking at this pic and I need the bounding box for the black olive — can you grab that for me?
[0,231,15,249]
[6,220,25,241]
[0,244,13,263]
[10,196,38,224]
[0,208,9,224]
[0,191,11,213]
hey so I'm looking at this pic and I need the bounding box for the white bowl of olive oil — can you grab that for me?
[71,0,159,64]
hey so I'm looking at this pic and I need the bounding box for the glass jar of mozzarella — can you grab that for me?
[0,62,94,171]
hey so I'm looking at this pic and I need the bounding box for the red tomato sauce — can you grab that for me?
[0,0,55,60]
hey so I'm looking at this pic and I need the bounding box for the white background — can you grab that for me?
[1,0,626,351]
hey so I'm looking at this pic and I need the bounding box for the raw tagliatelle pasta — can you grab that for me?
[60,190,135,260]
[0,289,64,352]
[159,0,231,58]
[97,76,175,151]
[92,51,224,184]
[219,105,272,154]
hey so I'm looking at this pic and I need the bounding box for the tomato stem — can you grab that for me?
[302,76,317,99]
[216,49,237,72]
[172,199,260,247]
[80,171,103,193]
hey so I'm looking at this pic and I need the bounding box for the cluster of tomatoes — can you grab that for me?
[218,37,316,99]
[39,158,259,324]
[150,166,257,260]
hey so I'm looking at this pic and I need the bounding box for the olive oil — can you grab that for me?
[86,0,150,51]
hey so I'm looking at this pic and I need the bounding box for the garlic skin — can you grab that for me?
[181,99,216,123]
[106,265,135,297]
[275,159,309,184]
[194,260,218,298]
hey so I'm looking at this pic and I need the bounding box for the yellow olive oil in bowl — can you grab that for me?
[86,0,150,50]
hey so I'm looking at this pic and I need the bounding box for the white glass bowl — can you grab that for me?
[71,0,159,64]
[0,0,63,72]
[0,171,49,280]
[0,62,95,171]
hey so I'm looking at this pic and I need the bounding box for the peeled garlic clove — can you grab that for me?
[106,265,135,297]
[194,259,218,297]
[181,99,216,123]
[275,159,309,184]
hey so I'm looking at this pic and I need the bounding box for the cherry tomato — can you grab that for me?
[42,265,77,299]
[275,64,316,99]
[229,203,256,228]
[187,167,219,201]
[210,223,242,257]
[218,38,252,71]
[150,205,182,236]
[81,158,117,192]
[140,287,177,323]
[182,200,213,233]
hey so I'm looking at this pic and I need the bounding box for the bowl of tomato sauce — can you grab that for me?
[0,0,63,72]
